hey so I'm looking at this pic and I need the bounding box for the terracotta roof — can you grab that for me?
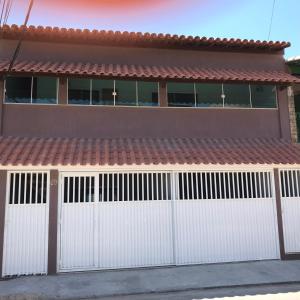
[0,137,300,166]
[1,59,299,84]
[0,24,290,52]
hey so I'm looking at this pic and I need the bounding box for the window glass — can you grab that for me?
[167,82,195,107]
[115,80,137,106]
[251,85,277,108]
[68,78,90,105]
[223,84,250,107]
[195,83,223,107]
[137,81,159,106]
[92,79,115,105]
[5,77,31,103]
[32,77,57,104]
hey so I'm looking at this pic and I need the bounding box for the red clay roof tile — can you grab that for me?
[0,137,299,166]
[0,59,299,84]
[0,25,290,52]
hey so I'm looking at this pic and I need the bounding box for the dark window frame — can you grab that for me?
[67,78,160,107]
[4,76,58,105]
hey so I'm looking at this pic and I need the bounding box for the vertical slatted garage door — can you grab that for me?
[2,172,49,276]
[174,171,280,264]
[59,172,174,271]
[280,169,300,253]
[59,170,280,272]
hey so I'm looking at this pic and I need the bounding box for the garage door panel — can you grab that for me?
[175,198,279,265]
[59,175,96,271]
[280,170,300,253]
[97,201,173,269]
[175,171,279,265]
[60,203,95,270]
[3,172,49,277]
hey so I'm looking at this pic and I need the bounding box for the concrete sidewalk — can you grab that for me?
[1,260,300,300]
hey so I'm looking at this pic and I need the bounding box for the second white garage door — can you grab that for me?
[58,170,280,272]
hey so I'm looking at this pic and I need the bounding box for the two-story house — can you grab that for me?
[0,24,300,277]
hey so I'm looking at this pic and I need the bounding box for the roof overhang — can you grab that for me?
[0,25,290,53]
[0,137,300,167]
[1,60,299,84]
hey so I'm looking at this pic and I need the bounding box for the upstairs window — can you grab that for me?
[223,84,251,108]
[167,82,195,107]
[5,76,57,104]
[115,80,137,106]
[196,83,223,107]
[67,78,159,107]
[92,80,114,105]
[167,82,277,109]
[68,78,91,105]
[251,85,277,108]
[137,82,159,106]
[5,77,31,103]
[32,77,57,104]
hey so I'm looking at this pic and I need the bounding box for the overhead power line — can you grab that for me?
[6,0,34,73]
[267,0,276,41]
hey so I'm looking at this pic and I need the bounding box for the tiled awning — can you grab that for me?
[0,59,299,84]
[0,136,300,166]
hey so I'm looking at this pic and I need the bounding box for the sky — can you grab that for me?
[5,0,300,58]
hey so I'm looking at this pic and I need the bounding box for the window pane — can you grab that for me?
[251,85,277,108]
[167,82,195,107]
[5,77,31,103]
[137,81,159,106]
[32,77,57,104]
[196,83,223,107]
[92,79,114,105]
[68,78,90,105]
[115,80,137,106]
[223,84,250,107]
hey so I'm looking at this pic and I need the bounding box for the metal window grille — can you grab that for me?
[8,172,48,204]
[176,171,272,200]
[280,170,300,198]
[99,172,172,202]
[63,176,95,203]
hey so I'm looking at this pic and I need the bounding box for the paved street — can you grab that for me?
[96,283,300,300]
[1,260,300,300]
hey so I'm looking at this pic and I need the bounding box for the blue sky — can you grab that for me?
[7,0,300,58]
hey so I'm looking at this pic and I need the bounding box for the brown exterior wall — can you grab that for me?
[2,104,282,139]
[0,77,4,135]
[48,170,59,275]
[277,87,292,141]
[0,170,7,277]
[0,40,287,72]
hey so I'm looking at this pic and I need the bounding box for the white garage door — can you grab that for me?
[59,172,174,271]
[2,172,49,277]
[280,169,300,253]
[174,171,280,264]
[59,170,280,272]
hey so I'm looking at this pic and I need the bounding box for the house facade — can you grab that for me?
[0,24,300,277]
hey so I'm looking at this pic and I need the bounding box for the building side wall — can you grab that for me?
[1,104,282,139]
[0,40,286,71]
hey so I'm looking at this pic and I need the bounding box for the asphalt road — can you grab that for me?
[94,283,300,300]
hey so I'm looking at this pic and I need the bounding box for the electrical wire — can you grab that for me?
[267,0,276,41]
[7,0,34,73]
[0,0,6,26]
[3,0,13,25]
